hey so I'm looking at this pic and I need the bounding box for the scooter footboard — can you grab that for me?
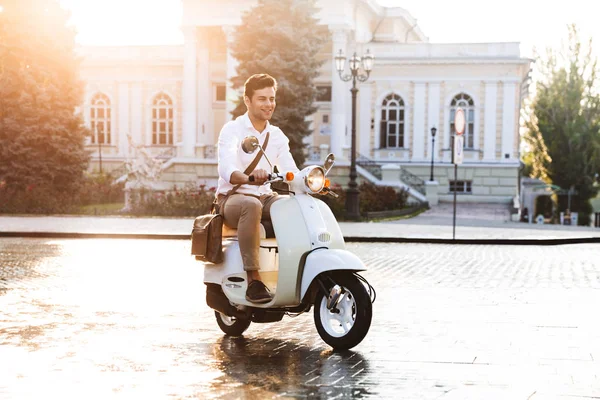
[300,249,366,300]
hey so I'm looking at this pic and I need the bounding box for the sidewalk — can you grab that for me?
[0,212,598,242]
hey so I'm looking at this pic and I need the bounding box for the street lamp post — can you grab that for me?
[96,126,103,174]
[335,49,374,220]
[429,127,437,181]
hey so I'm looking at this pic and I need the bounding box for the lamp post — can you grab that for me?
[95,126,103,174]
[335,49,374,220]
[429,126,437,181]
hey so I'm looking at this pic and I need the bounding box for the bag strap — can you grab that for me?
[212,131,270,214]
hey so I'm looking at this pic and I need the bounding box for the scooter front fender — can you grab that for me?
[300,249,366,300]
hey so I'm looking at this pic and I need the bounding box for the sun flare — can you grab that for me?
[59,0,183,46]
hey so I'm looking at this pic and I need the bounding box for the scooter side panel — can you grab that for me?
[300,249,366,299]
[314,198,345,250]
[270,197,312,306]
[204,240,278,284]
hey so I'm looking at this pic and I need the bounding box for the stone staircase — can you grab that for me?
[355,153,428,204]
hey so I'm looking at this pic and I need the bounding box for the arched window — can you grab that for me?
[449,93,475,149]
[152,93,174,145]
[90,93,111,144]
[380,93,405,148]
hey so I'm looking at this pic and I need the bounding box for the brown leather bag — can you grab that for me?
[191,213,224,263]
[191,132,270,263]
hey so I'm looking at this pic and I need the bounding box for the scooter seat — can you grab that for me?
[222,220,276,239]
[222,224,266,239]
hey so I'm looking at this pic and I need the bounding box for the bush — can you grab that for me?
[0,172,126,215]
[128,184,216,217]
[318,182,409,220]
[78,173,125,206]
[0,182,80,214]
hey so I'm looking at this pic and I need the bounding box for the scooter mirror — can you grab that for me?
[241,136,259,154]
[323,153,335,175]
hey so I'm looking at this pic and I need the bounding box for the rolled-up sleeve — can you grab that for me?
[217,122,240,183]
[276,130,300,173]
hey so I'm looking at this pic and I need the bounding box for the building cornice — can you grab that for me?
[373,58,532,65]
[373,76,526,83]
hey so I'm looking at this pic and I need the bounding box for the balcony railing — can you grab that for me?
[305,146,321,162]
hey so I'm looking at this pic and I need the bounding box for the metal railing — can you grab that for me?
[204,145,216,159]
[355,152,426,195]
[399,168,425,195]
[154,146,177,160]
[305,146,321,162]
[356,152,382,179]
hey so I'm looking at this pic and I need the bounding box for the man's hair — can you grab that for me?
[244,74,277,99]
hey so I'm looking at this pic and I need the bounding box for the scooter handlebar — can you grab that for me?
[248,173,278,184]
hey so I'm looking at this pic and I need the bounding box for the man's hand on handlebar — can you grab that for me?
[248,169,269,185]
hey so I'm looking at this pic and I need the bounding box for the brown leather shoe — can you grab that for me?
[245,280,272,304]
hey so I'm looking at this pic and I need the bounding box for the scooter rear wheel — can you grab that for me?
[215,311,251,336]
[313,273,372,350]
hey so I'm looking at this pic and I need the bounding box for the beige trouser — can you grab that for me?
[219,193,281,271]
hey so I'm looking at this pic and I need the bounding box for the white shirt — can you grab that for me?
[217,113,299,196]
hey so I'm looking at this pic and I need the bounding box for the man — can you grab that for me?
[216,74,299,303]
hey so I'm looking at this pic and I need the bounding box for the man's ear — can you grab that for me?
[243,95,250,108]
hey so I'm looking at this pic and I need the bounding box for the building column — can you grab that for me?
[411,82,426,161]
[483,82,498,161]
[427,82,441,162]
[223,25,238,124]
[117,82,129,156]
[182,26,197,157]
[358,81,372,156]
[501,82,516,162]
[130,82,143,147]
[330,28,348,159]
[197,28,213,146]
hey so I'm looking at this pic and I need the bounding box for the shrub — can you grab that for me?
[0,182,79,214]
[128,184,216,217]
[77,173,125,206]
[318,181,409,220]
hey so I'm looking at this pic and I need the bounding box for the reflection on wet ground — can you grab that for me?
[1,238,600,399]
[211,336,372,398]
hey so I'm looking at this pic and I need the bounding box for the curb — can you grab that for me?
[1,231,599,245]
[344,236,600,246]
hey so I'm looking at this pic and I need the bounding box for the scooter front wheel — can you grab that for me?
[214,311,251,336]
[313,273,372,350]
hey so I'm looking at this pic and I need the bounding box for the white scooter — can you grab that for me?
[203,136,375,350]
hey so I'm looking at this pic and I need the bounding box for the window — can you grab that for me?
[316,85,332,102]
[450,93,475,149]
[449,180,472,194]
[380,93,405,148]
[215,84,226,102]
[90,93,111,144]
[152,93,174,145]
[319,113,331,135]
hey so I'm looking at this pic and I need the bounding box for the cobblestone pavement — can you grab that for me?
[1,238,599,399]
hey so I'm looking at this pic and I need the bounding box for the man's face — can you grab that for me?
[244,86,276,123]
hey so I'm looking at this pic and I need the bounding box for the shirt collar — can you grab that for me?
[242,112,271,135]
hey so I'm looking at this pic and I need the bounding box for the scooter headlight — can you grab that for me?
[305,167,325,193]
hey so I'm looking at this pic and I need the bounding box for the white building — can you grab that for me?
[79,0,532,204]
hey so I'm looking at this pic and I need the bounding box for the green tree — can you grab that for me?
[523,25,600,225]
[229,0,327,166]
[0,0,90,212]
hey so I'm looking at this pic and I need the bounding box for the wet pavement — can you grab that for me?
[1,238,600,399]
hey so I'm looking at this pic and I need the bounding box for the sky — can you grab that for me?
[57,0,600,59]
